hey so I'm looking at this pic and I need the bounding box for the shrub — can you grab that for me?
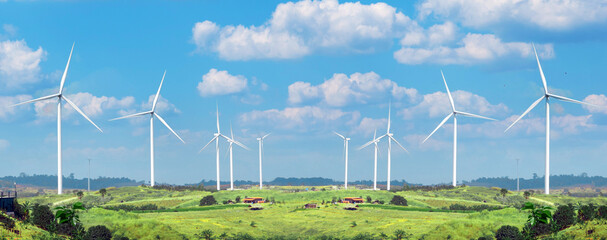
[495,225,522,240]
[390,195,408,206]
[578,203,596,222]
[366,196,372,203]
[552,204,575,230]
[393,229,412,240]
[195,229,214,240]
[235,196,241,203]
[351,233,375,240]
[56,222,85,237]
[12,199,27,221]
[597,205,607,219]
[230,233,255,240]
[99,188,107,197]
[200,195,217,206]
[86,225,112,240]
[104,204,158,212]
[448,204,502,211]
[113,235,130,240]
[0,213,15,230]
[32,204,55,230]
[500,188,508,197]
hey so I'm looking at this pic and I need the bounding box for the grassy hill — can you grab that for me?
[10,185,607,239]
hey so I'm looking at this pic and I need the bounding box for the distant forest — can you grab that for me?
[1,173,605,191]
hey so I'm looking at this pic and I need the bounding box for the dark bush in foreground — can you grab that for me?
[523,222,551,238]
[390,195,407,206]
[0,213,15,230]
[200,195,218,206]
[495,225,522,240]
[597,205,607,219]
[578,203,596,222]
[86,225,112,240]
[32,204,55,230]
[552,204,575,230]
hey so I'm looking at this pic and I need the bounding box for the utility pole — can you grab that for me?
[88,159,91,193]
[516,158,520,192]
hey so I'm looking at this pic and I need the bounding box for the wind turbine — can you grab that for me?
[505,44,594,195]
[226,123,249,190]
[256,133,270,190]
[359,130,380,190]
[110,71,185,187]
[200,105,233,191]
[379,103,408,191]
[423,71,496,187]
[334,132,350,189]
[12,43,103,195]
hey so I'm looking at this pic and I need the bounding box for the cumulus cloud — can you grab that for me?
[352,117,387,136]
[417,0,607,31]
[288,72,418,107]
[197,68,248,96]
[401,90,509,119]
[239,106,360,130]
[33,92,135,122]
[394,33,554,65]
[0,40,46,89]
[192,0,415,60]
[0,94,31,120]
[583,94,607,114]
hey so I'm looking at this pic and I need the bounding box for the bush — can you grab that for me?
[32,204,55,230]
[522,222,551,238]
[86,225,112,240]
[390,195,408,206]
[56,222,85,237]
[112,234,130,240]
[104,204,158,212]
[235,196,241,203]
[552,204,575,230]
[495,225,522,240]
[578,203,596,222]
[12,199,27,220]
[200,195,217,206]
[597,205,607,219]
[0,213,15,230]
[448,204,502,211]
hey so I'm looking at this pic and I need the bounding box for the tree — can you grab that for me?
[597,205,607,219]
[200,195,217,206]
[366,196,372,203]
[522,202,552,226]
[235,196,241,203]
[86,225,112,240]
[77,191,84,200]
[578,203,596,222]
[390,196,408,206]
[32,204,55,230]
[393,229,412,240]
[99,188,107,198]
[552,204,575,230]
[195,229,214,240]
[500,188,508,197]
[523,191,531,199]
[495,225,522,240]
[54,202,85,226]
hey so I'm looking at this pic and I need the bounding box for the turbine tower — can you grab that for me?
[110,71,185,187]
[423,71,495,187]
[226,123,249,190]
[12,43,103,195]
[256,133,270,190]
[505,44,594,195]
[359,130,380,190]
[200,105,233,191]
[334,132,350,189]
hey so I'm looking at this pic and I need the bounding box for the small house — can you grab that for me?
[243,197,265,204]
[304,203,317,209]
[0,191,17,215]
[342,197,364,204]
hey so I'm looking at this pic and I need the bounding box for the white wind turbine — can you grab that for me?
[256,133,270,190]
[359,130,380,190]
[200,105,233,191]
[423,71,496,187]
[334,132,350,189]
[505,44,594,195]
[110,71,185,187]
[12,43,103,195]
[226,123,249,190]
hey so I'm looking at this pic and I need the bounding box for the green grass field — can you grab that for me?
[12,185,607,239]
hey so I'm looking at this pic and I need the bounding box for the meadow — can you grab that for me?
[2,185,606,239]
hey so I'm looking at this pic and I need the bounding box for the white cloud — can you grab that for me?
[33,92,135,122]
[0,94,31,120]
[2,24,17,37]
[394,33,554,65]
[192,0,415,60]
[288,72,418,107]
[0,139,8,151]
[352,117,387,136]
[417,0,607,31]
[197,68,248,97]
[583,94,607,114]
[401,90,508,119]
[240,106,360,130]
[0,40,46,89]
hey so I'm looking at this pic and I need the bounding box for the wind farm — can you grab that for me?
[1,0,607,239]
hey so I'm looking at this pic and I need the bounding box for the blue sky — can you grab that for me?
[1,0,607,185]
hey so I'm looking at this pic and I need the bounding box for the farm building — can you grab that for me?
[243,197,265,204]
[0,191,17,215]
[342,197,364,203]
[304,203,317,209]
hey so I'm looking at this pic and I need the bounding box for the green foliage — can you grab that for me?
[0,213,15,230]
[195,229,214,240]
[86,225,112,240]
[393,229,412,240]
[103,204,159,212]
[522,202,552,226]
[99,188,107,198]
[523,191,531,199]
[448,204,503,212]
[350,233,374,240]
[495,225,522,240]
[54,202,85,225]
[500,188,508,197]
[365,196,371,203]
[200,195,218,206]
[577,203,596,222]
[390,195,407,206]
[597,205,607,219]
[350,221,356,227]
[32,203,55,230]
[552,204,575,230]
[235,196,241,203]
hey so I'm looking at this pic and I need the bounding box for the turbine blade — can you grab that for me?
[533,44,549,95]
[358,139,376,150]
[152,71,166,112]
[59,43,75,94]
[216,103,220,133]
[262,133,271,139]
[155,113,185,143]
[387,101,391,134]
[11,93,59,107]
[456,111,496,121]
[62,96,103,133]
[505,96,545,132]
[199,136,218,153]
[549,94,597,107]
[333,131,345,140]
[231,139,250,150]
[376,134,387,141]
[390,135,409,153]
[109,111,151,121]
[230,122,234,140]
[423,113,453,143]
[441,70,456,111]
